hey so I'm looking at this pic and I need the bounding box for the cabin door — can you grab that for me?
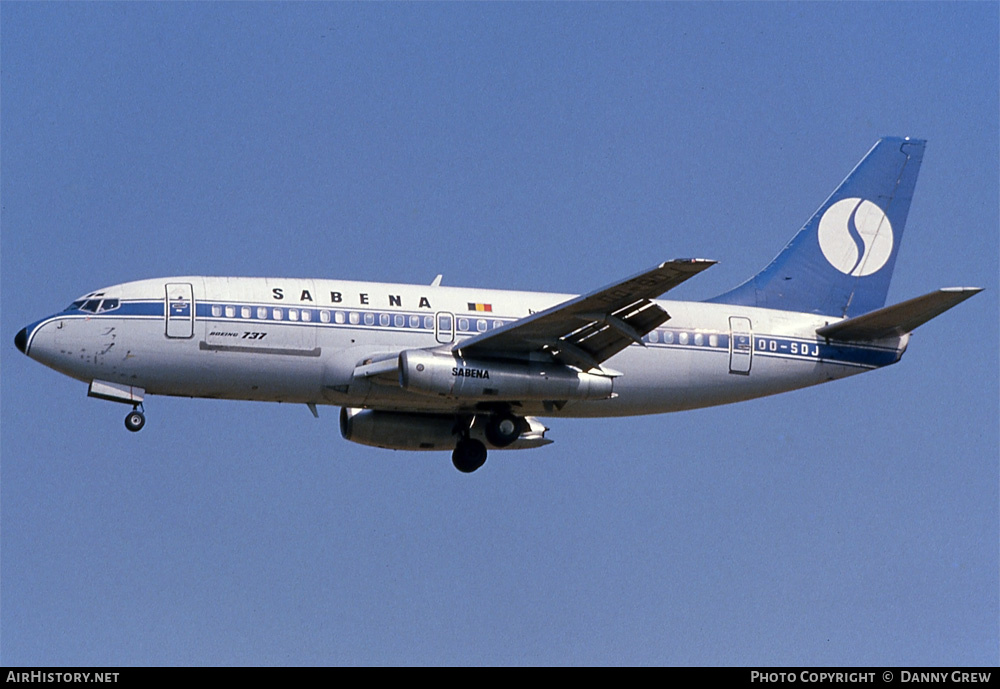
[165,283,195,339]
[729,316,753,374]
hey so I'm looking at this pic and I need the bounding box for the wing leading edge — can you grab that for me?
[454,259,716,370]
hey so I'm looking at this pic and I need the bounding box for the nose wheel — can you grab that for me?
[125,407,146,432]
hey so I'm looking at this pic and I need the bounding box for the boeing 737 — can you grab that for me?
[15,138,981,472]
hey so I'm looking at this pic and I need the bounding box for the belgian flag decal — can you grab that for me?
[467,302,493,312]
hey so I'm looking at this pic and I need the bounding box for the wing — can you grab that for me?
[454,259,715,370]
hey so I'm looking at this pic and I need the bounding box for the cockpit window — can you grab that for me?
[67,298,119,313]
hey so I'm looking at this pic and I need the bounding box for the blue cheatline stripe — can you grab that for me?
[196,301,513,335]
[644,330,897,369]
[102,300,164,317]
[35,300,899,370]
[749,335,898,368]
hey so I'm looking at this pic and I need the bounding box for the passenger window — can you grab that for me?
[663,331,674,344]
[225,305,236,318]
[458,318,469,332]
[679,332,689,345]
[349,312,360,325]
[364,313,374,326]
[301,310,311,322]
[709,334,719,347]
[493,320,502,330]
[694,333,704,346]
[273,308,283,320]
[288,309,299,321]
[423,316,434,329]
[320,310,331,323]
[212,305,222,317]
[394,314,405,327]
[257,307,267,319]
[379,313,389,327]
[477,319,487,332]
[241,306,251,319]
[409,315,420,328]
[335,311,345,324]
[649,330,659,343]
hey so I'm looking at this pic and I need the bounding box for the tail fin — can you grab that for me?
[708,137,925,318]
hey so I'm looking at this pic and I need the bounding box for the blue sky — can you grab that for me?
[2,2,996,666]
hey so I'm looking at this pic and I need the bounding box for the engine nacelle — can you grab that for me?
[340,408,551,451]
[398,350,614,401]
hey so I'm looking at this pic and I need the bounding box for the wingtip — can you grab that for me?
[938,287,985,304]
[661,258,717,268]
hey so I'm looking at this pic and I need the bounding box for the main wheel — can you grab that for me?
[452,438,487,473]
[485,412,521,448]
[125,410,145,432]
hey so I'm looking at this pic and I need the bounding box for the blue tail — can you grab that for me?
[708,137,925,318]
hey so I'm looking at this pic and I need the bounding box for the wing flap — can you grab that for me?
[455,259,715,368]
[816,287,982,341]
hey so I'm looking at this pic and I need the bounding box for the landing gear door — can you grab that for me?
[729,316,752,374]
[165,283,194,339]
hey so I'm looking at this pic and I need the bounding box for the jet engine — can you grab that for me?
[398,349,613,401]
[339,407,551,452]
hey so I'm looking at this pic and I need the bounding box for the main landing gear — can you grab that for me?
[484,411,522,448]
[452,438,487,473]
[451,411,525,473]
[124,406,145,432]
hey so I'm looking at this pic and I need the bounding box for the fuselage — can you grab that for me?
[18,275,906,419]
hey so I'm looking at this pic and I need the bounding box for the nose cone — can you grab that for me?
[15,327,28,354]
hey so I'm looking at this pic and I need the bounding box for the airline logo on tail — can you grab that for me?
[817,197,894,277]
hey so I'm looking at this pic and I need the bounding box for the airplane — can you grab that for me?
[14,137,982,472]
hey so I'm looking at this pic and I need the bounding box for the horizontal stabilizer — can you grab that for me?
[816,287,982,341]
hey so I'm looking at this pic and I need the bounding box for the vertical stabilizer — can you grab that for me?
[708,137,925,317]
